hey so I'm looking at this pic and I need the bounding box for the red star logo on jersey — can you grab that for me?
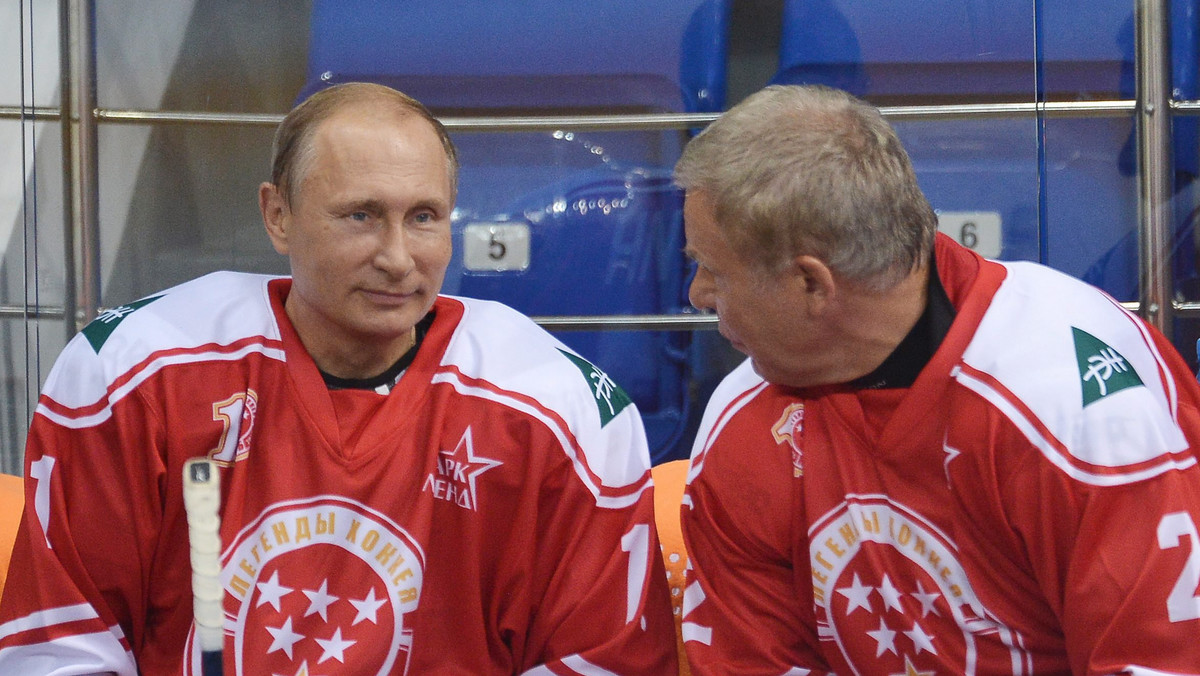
[423,427,503,511]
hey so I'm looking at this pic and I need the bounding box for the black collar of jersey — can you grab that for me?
[846,254,955,391]
[321,311,436,391]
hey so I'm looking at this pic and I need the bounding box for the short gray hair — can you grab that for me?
[675,85,937,289]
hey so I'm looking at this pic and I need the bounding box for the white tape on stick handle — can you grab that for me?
[183,458,224,676]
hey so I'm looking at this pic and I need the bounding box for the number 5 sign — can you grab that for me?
[462,222,532,272]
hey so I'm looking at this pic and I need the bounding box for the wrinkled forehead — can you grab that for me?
[683,188,773,269]
[297,108,453,193]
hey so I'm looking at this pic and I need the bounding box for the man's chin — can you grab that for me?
[749,358,769,380]
[350,313,422,342]
[749,359,807,389]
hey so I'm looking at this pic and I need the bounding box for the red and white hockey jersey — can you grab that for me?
[681,236,1200,675]
[0,272,678,675]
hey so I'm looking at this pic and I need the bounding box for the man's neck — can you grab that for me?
[818,264,933,387]
[283,295,419,380]
[847,260,954,389]
[320,312,434,393]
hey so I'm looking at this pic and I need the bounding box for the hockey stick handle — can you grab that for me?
[182,458,224,676]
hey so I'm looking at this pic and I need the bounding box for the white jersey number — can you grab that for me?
[1157,511,1200,622]
[621,524,650,624]
[30,455,56,548]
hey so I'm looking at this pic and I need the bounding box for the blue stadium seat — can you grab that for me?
[452,168,693,458]
[772,0,1200,303]
[301,0,727,114]
[302,0,730,462]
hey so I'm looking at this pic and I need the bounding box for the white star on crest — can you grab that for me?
[256,570,294,612]
[265,616,304,659]
[273,659,323,676]
[866,617,898,657]
[315,626,357,664]
[904,621,938,656]
[303,580,340,621]
[911,580,942,618]
[890,654,936,676]
[441,428,503,508]
[349,587,387,626]
[877,574,905,613]
[836,573,874,615]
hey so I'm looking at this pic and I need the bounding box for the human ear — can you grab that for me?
[791,255,836,313]
[259,182,290,255]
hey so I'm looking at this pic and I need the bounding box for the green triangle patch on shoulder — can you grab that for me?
[1072,326,1143,407]
[556,348,633,427]
[81,295,164,353]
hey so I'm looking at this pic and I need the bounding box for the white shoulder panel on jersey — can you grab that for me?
[40,272,285,412]
[957,261,1192,483]
[435,295,652,493]
[688,358,768,480]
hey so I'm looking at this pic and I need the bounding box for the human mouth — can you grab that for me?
[362,288,415,306]
[718,325,747,353]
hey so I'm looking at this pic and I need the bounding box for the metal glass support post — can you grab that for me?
[57,0,76,339]
[62,0,100,335]
[1135,0,1175,336]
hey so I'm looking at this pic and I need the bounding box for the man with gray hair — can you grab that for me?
[677,84,1200,674]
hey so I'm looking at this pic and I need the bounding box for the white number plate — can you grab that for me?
[937,211,1002,259]
[462,222,531,272]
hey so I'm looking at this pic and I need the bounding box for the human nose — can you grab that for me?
[688,267,716,313]
[373,222,416,276]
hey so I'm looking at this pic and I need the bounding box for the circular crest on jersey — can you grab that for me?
[771,402,806,477]
[209,496,425,675]
[809,496,1028,675]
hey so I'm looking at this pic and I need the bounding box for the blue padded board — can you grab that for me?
[302,0,731,462]
[448,168,693,459]
[772,0,1199,302]
[303,0,727,113]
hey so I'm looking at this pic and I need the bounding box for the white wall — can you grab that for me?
[0,0,198,470]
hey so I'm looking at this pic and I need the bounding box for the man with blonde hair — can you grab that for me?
[0,82,677,674]
[677,84,1200,674]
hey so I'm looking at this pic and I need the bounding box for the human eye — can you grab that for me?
[685,251,712,276]
[409,207,444,229]
[338,205,379,228]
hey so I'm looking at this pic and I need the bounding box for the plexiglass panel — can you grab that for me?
[1,1,66,471]
[3,0,1200,468]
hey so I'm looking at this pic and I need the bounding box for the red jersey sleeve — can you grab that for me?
[518,404,680,675]
[951,328,1200,675]
[680,369,832,676]
[1001,436,1200,671]
[0,353,165,674]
